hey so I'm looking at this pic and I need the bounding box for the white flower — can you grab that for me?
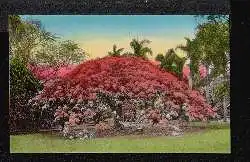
[41,104,48,110]
[89,101,93,107]
[166,114,172,120]
[28,99,33,104]
[63,105,68,110]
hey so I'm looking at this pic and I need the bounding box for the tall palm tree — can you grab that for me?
[164,48,176,68]
[108,44,124,56]
[174,55,187,79]
[129,39,153,59]
[156,48,186,79]
[156,48,175,71]
[176,37,201,89]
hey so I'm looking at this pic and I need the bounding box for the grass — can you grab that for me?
[10,124,230,153]
[188,121,230,129]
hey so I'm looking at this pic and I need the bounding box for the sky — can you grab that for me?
[20,15,198,60]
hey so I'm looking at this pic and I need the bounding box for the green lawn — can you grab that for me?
[188,121,230,129]
[10,127,230,153]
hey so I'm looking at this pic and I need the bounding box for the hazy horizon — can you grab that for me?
[20,15,198,60]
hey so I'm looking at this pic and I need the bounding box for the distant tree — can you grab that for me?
[33,40,87,69]
[8,15,57,65]
[174,56,187,79]
[195,15,230,122]
[156,48,186,79]
[180,15,230,121]
[195,17,230,87]
[108,44,124,56]
[155,53,164,62]
[9,15,87,68]
[129,39,153,59]
[176,37,202,88]
[165,49,177,67]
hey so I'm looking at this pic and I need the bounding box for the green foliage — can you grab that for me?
[9,15,86,66]
[9,56,43,133]
[10,57,42,96]
[155,53,164,62]
[176,37,202,87]
[156,49,186,78]
[8,15,57,65]
[33,40,87,66]
[195,20,229,78]
[177,15,229,90]
[213,81,230,100]
[194,15,230,103]
[108,44,124,56]
[194,15,229,26]
[129,39,153,59]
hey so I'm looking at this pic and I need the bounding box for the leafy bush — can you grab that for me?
[9,57,43,133]
[30,56,216,132]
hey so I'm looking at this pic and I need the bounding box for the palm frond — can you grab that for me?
[141,47,153,55]
[108,52,113,56]
[117,48,124,54]
[113,44,117,52]
[140,39,151,45]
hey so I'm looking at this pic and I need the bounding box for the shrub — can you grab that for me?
[31,56,216,131]
[9,57,42,133]
[95,122,112,137]
[28,64,76,83]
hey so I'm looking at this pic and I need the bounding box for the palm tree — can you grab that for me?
[155,53,164,62]
[164,48,176,68]
[156,49,176,70]
[174,55,187,79]
[129,39,153,59]
[156,48,186,79]
[175,37,201,89]
[108,44,124,56]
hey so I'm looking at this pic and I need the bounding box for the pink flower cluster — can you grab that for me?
[182,64,207,81]
[35,56,216,121]
[28,64,76,82]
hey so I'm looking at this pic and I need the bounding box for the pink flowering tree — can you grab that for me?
[30,56,216,130]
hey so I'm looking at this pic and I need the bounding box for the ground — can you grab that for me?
[10,122,230,153]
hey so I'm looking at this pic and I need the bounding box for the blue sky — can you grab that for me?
[20,15,198,59]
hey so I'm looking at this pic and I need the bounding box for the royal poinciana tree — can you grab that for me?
[30,56,216,130]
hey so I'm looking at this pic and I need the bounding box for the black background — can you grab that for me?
[1,0,250,161]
